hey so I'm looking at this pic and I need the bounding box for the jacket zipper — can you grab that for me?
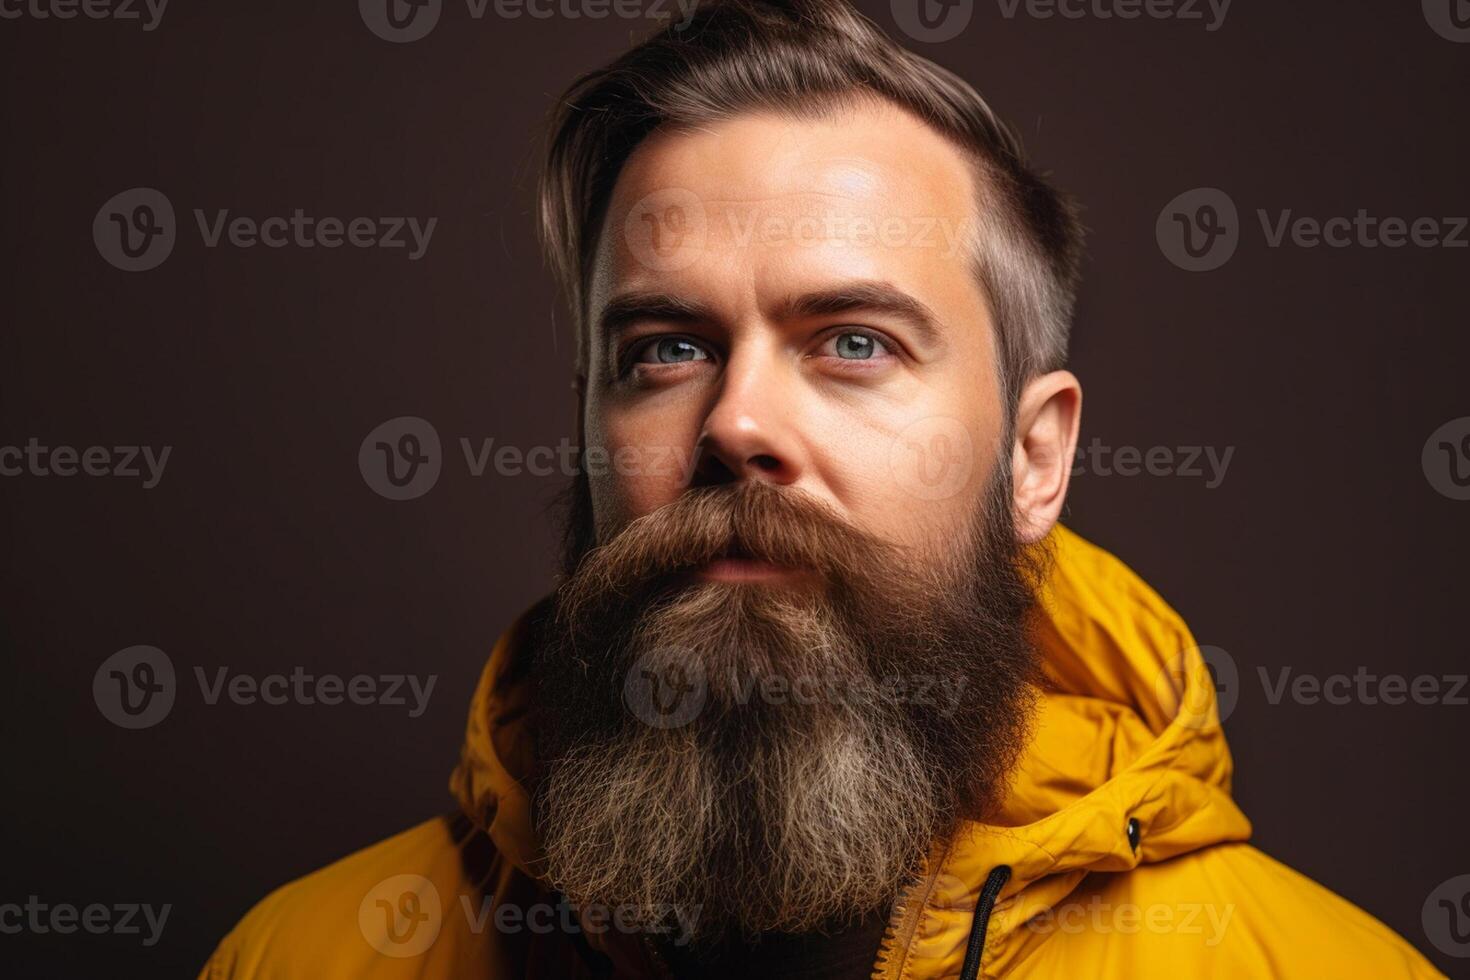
[870,850,949,980]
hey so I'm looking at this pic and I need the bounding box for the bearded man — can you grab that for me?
[201,0,1442,976]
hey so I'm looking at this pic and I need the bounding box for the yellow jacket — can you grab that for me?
[200,526,1444,978]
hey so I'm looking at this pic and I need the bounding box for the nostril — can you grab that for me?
[750,454,780,472]
[691,450,738,488]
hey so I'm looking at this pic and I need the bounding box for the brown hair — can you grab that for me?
[537,0,1083,404]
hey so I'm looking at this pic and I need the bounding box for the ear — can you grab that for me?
[1009,370,1082,544]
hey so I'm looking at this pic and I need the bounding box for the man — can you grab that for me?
[200,0,1443,976]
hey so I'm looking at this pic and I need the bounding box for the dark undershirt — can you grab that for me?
[654,901,894,980]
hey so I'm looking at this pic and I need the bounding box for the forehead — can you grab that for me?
[589,99,985,323]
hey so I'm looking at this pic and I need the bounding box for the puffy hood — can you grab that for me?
[449,523,1252,977]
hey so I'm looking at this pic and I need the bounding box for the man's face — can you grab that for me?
[530,100,1051,944]
[584,99,1004,555]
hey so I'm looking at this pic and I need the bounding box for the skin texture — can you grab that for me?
[581,98,1082,559]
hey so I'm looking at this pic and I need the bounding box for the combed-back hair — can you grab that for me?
[538,0,1083,405]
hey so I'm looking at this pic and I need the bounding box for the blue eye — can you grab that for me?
[831,332,881,360]
[637,337,709,365]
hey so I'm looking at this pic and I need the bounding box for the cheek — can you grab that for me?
[810,393,1001,551]
[586,396,704,534]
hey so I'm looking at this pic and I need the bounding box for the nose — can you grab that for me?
[691,346,805,488]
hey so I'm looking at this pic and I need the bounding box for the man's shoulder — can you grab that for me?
[1016,842,1444,978]
[199,814,521,979]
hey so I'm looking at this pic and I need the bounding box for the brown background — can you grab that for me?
[1,0,1467,975]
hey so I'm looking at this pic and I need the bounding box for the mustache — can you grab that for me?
[567,481,895,591]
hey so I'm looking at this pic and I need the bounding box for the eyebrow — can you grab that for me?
[597,281,944,348]
[771,281,944,349]
[597,291,716,337]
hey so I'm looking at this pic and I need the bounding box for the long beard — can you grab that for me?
[530,474,1042,943]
